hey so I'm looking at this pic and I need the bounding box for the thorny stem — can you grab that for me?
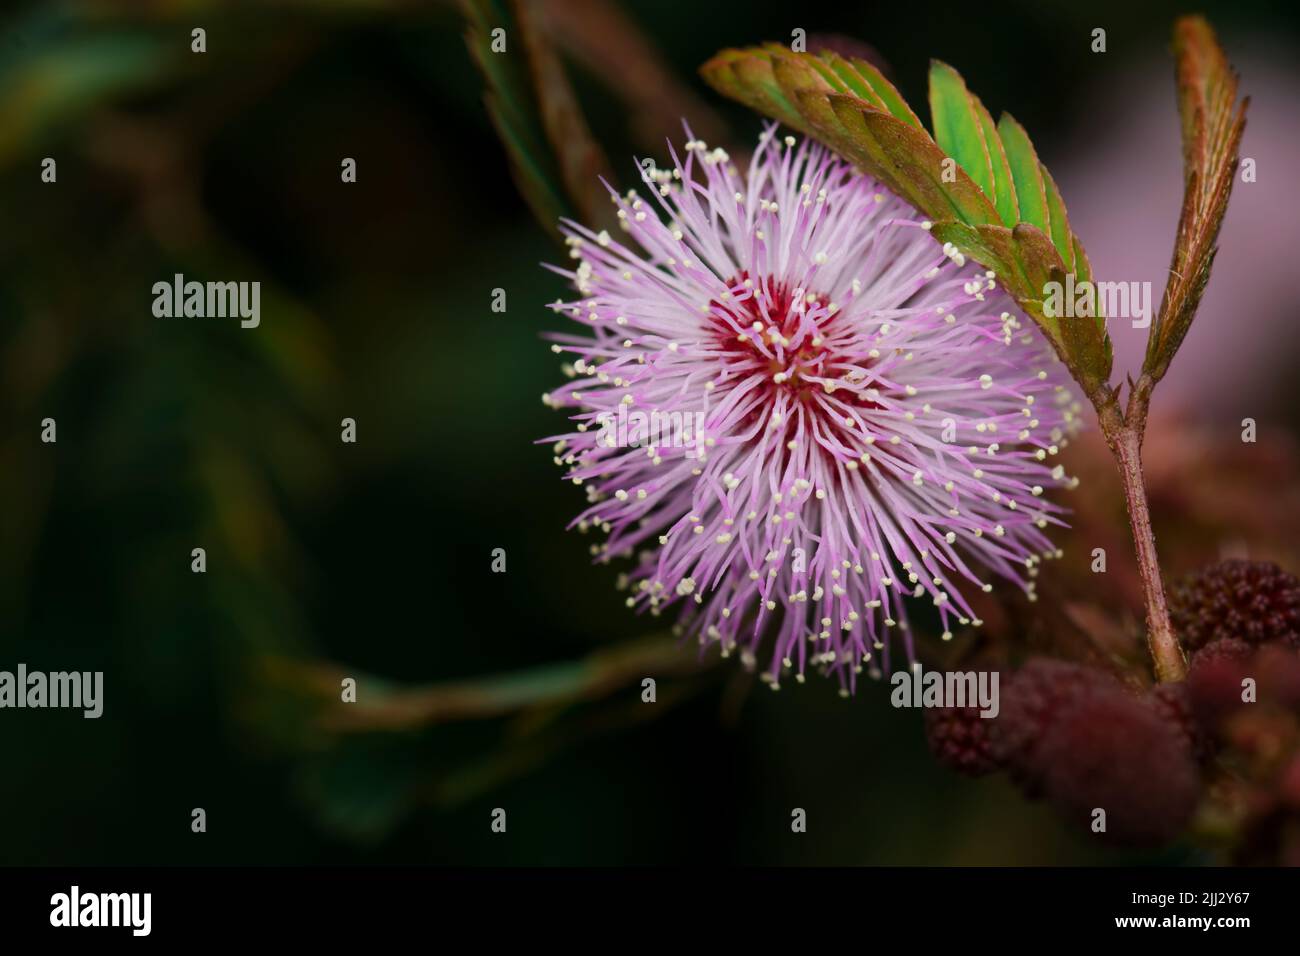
[1097,378,1186,682]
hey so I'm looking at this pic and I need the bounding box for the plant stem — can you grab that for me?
[1098,396,1185,682]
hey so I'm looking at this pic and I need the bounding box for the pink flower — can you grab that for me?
[543,127,1083,693]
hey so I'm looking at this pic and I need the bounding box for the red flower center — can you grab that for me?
[708,273,882,414]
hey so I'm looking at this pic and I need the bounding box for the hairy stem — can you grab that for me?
[1098,395,1185,682]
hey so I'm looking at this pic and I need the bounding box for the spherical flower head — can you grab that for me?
[1036,685,1200,846]
[1170,558,1300,651]
[925,702,1001,777]
[542,126,1082,693]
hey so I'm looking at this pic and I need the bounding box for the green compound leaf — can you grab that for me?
[701,44,1113,404]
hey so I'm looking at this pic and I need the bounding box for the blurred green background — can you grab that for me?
[1,0,1297,865]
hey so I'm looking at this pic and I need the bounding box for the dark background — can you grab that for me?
[1,0,1297,865]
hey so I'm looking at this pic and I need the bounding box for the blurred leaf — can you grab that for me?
[459,0,614,237]
[534,0,730,152]
[429,677,703,809]
[461,0,566,228]
[0,32,173,165]
[1143,15,1248,385]
[1062,600,1140,666]
[261,631,706,734]
[511,0,613,225]
[266,635,719,836]
[295,738,422,843]
[701,44,1114,404]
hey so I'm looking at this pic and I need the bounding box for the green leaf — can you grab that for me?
[1040,163,1077,275]
[820,51,923,128]
[849,101,998,226]
[1053,266,1114,396]
[1143,15,1248,385]
[928,62,1018,227]
[728,47,813,130]
[706,48,997,223]
[701,43,1113,404]
[931,223,1111,397]
[972,97,1019,227]
[996,114,1050,234]
[929,62,997,220]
